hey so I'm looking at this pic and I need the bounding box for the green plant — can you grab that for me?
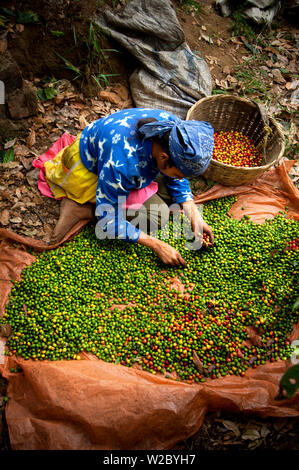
[0,7,14,17]
[85,23,119,74]
[50,30,65,38]
[0,7,14,28]
[57,22,120,91]
[177,0,202,14]
[56,53,82,80]
[235,67,268,97]
[16,10,39,24]
[92,73,120,89]
[36,86,58,101]
[0,147,14,163]
[0,15,8,28]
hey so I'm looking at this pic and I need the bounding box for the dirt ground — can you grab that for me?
[0,0,298,451]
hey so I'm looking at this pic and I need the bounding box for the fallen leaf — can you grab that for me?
[4,138,16,150]
[241,429,260,441]
[26,129,36,148]
[19,156,34,171]
[230,37,242,44]
[10,216,22,224]
[27,219,42,227]
[192,350,205,373]
[222,420,240,437]
[248,439,263,449]
[0,209,9,225]
[226,75,238,84]
[113,85,129,101]
[260,425,271,438]
[200,33,213,44]
[15,171,24,180]
[288,60,297,73]
[19,228,38,237]
[0,324,12,337]
[272,69,286,84]
[215,78,228,89]
[15,188,22,199]
[206,55,218,65]
[273,421,286,432]
[98,90,122,105]
[14,144,31,158]
[286,80,299,91]
[26,168,39,187]
[78,115,89,130]
[15,23,24,33]
[0,37,7,53]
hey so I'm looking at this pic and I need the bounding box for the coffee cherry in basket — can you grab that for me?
[213,130,263,167]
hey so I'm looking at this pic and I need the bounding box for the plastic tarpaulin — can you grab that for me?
[0,159,298,450]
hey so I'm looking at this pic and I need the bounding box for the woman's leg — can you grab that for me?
[49,199,95,244]
[126,175,173,234]
[50,175,173,244]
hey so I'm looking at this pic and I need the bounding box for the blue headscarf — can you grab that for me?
[138,118,214,177]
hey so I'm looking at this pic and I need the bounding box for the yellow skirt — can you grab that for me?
[44,133,97,204]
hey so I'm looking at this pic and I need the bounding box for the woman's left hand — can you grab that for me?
[201,220,214,244]
[182,200,214,245]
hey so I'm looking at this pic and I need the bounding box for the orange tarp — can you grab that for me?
[0,159,298,450]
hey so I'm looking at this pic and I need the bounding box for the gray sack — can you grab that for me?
[94,0,212,119]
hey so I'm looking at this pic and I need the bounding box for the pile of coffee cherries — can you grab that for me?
[2,197,298,383]
[213,130,263,167]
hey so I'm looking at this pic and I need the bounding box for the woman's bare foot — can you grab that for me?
[49,198,95,245]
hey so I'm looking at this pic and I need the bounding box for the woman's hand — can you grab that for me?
[153,240,186,267]
[181,200,214,245]
[138,232,186,267]
[201,220,214,244]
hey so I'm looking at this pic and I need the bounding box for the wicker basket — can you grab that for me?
[186,95,285,186]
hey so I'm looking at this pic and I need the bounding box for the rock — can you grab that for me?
[0,52,23,95]
[0,117,30,139]
[8,80,38,119]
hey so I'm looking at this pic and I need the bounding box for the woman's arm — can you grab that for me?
[137,232,186,267]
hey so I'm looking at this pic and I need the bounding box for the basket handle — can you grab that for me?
[250,99,272,154]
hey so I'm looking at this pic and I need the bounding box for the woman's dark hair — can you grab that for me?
[137,117,175,167]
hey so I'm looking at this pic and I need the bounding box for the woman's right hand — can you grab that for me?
[153,240,186,267]
[138,232,186,267]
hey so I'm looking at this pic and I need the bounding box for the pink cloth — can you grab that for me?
[123,182,158,210]
[33,133,158,208]
[33,133,76,199]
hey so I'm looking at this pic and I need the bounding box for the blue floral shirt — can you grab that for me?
[79,108,193,243]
